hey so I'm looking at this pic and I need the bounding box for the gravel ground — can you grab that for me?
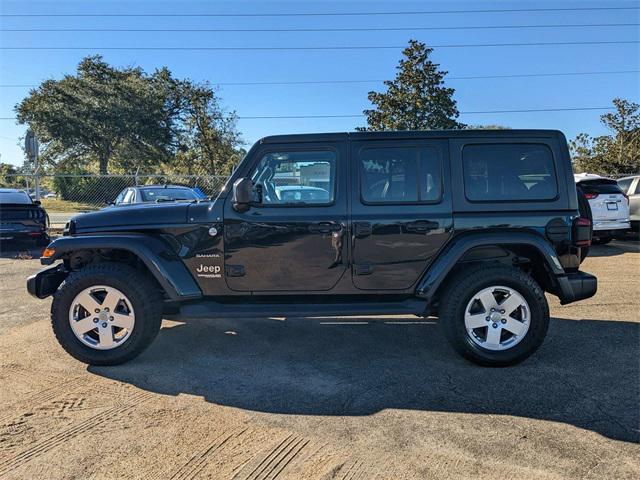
[0,240,638,479]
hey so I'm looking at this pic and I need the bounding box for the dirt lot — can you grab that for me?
[0,240,638,479]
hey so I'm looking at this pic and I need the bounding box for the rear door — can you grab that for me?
[350,139,453,290]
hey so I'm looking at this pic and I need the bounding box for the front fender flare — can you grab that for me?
[40,234,202,301]
[416,231,567,303]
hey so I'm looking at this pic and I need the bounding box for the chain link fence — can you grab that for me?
[2,171,638,229]
[1,174,229,228]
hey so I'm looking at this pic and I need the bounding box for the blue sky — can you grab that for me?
[0,0,638,167]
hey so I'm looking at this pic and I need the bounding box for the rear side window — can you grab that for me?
[617,178,632,194]
[462,144,558,202]
[360,146,441,204]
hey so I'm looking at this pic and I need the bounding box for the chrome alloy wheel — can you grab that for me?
[69,285,135,350]
[464,285,530,351]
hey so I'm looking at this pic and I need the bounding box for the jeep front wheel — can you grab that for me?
[439,264,549,367]
[51,263,163,366]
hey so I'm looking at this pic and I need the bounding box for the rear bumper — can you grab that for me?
[557,271,597,305]
[592,220,630,231]
[0,223,47,240]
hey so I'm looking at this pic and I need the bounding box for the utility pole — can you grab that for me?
[25,129,40,201]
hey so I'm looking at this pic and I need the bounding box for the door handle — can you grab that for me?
[405,220,438,233]
[309,222,342,234]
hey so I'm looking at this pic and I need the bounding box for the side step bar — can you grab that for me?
[176,299,428,319]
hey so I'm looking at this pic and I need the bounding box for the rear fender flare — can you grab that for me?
[416,232,566,303]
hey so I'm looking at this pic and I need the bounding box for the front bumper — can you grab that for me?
[557,271,597,305]
[26,264,68,299]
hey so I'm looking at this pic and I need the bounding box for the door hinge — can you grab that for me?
[226,265,245,277]
[354,264,373,275]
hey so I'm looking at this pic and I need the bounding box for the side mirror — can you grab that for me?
[33,200,41,206]
[232,177,254,212]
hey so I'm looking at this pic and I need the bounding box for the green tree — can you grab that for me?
[359,40,463,131]
[15,56,242,176]
[570,98,640,175]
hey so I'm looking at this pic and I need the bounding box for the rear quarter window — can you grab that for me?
[462,143,558,202]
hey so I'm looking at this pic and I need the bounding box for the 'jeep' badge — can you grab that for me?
[196,264,222,278]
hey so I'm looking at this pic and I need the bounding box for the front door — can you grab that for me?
[223,142,348,292]
[350,139,453,290]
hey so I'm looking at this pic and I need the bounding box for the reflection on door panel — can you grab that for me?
[352,141,453,290]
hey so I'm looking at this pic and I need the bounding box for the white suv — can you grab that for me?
[575,174,630,244]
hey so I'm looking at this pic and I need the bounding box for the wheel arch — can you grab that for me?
[38,235,202,301]
[416,231,567,308]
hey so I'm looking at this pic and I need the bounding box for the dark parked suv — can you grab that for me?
[27,130,596,367]
[0,189,50,245]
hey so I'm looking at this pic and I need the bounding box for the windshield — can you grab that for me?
[0,191,32,204]
[139,188,198,202]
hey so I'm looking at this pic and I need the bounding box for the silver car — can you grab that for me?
[617,175,640,232]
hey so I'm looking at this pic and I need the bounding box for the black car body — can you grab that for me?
[27,130,596,367]
[0,189,49,244]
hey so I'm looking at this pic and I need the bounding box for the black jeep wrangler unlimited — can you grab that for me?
[27,130,596,367]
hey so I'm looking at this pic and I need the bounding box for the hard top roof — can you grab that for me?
[259,129,565,144]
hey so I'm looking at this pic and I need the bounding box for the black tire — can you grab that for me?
[51,262,163,366]
[35,235,50,247]
[439,264,550,367]
[592,236,612,245]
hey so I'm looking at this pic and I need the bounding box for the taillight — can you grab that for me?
[584,192,598,200]
[573,217,592,247]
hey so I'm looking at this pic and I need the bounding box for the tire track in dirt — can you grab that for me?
[236,434,311,480]
[0,389,152,476]
[168,427,249,480]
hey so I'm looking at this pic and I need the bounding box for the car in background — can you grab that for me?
[617,175,640,232]
[274,185,331,203]
[574,174,630,244]
[112,185,204,205]
[0,188,50,245]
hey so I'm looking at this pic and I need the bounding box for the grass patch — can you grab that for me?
[40,198,99,212]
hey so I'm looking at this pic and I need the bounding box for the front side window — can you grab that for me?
[462,144,558,202]
[360,146,441,204]
[250,150,336,206]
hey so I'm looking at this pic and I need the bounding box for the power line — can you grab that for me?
[2,41,638,51]
[5,69,637,88]
[3,23,639,33]
[237,107,618,119]
[0,6,637,17]
[0,107,619,122]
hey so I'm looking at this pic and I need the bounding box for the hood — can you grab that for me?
[72,201,193,230]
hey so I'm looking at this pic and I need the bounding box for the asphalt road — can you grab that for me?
[0,239,638,479]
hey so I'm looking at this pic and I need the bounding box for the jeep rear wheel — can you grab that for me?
[439,264,549,367]
[51,263,163,366]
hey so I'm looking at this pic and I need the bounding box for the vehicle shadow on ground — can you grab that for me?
[90,316,640,444]
[588,241,638,257]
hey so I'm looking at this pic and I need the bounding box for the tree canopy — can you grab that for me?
[15,56,242,175]
[359,40,463,131]
[570,98,640,175]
